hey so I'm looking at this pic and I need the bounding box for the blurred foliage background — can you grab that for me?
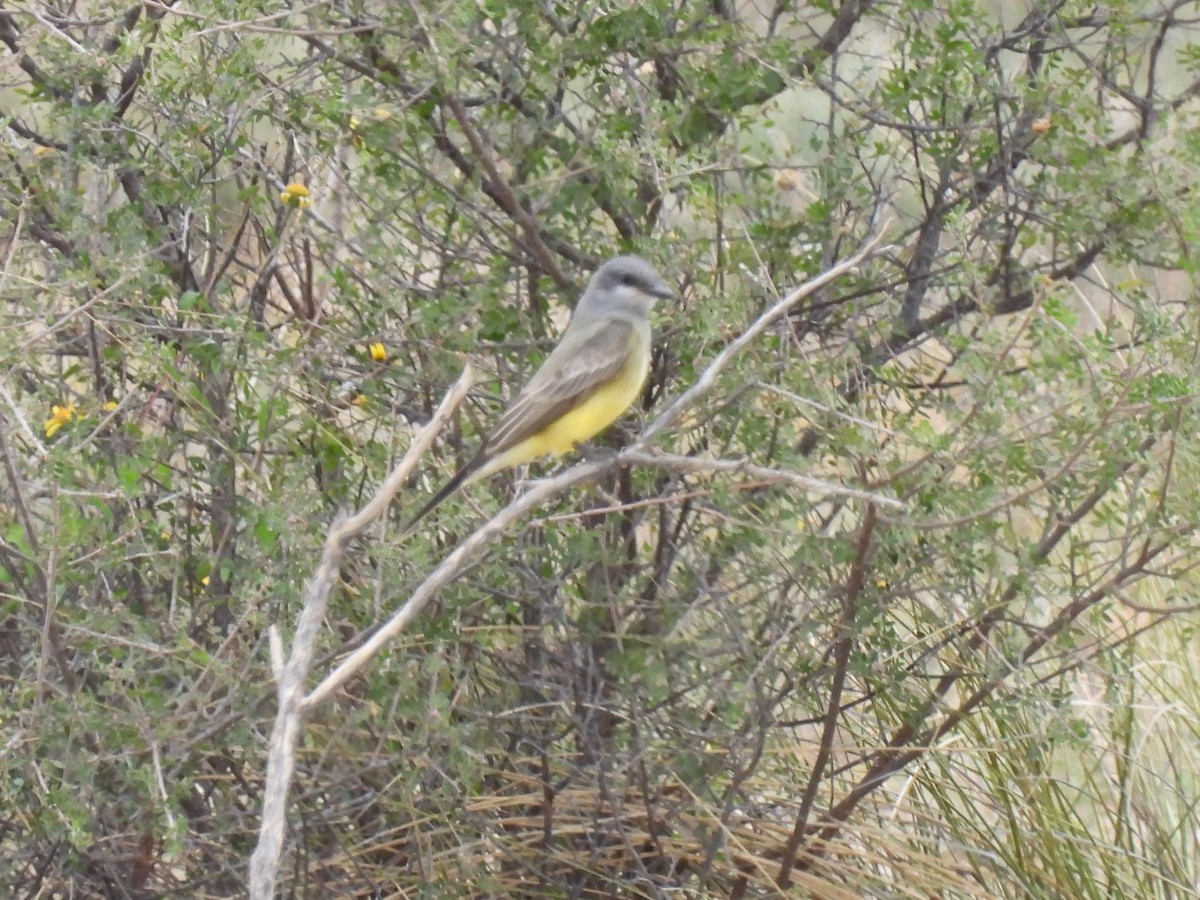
[3,0,1200,896]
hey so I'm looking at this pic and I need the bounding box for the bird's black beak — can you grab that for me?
[648,281,675,300]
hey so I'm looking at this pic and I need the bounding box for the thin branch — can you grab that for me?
[643,227,890,444]
[777,505,877,888]
[0,12,71,100]
[301,452,612,712]
[793,436,1161,867]
[247,366,475,900]
[616,450,903,509]
[404,0,569,286]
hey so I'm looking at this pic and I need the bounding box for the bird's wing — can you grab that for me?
[485,317,636,456]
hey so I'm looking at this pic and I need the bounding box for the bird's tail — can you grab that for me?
[401,450,487,535]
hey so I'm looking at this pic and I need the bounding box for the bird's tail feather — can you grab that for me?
[401,451,486,535]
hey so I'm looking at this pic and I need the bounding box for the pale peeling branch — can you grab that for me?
[247,365,475,900]
[300,441,903,712]
[302,455,610,711]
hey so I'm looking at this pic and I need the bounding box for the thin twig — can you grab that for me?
[151,742,177,832]
[0,375,46,458]
[641,228,889,443]
[777,505,877,888]
[616,450,903,509]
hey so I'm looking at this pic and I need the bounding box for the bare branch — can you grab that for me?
[247,366,475,900]
[616,450,903,509]
[404,0,570,287]
[643,227,890,444]
[777,505,877,888]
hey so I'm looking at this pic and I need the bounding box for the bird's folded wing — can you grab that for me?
[485,318,635,456]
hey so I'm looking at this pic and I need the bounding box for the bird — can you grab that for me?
[404,255,674,531]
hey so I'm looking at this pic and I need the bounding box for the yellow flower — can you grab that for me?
[103,400,118,411]
[44,402,78,438]
[279,182,313,208]
[349,116,365,148]
[372,108,390,120]
[351,394,368,407]
[368,341,388,362]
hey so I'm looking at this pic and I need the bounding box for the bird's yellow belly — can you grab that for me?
[517,354,649,461]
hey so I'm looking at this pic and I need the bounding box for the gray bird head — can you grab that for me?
[575,255,674,321]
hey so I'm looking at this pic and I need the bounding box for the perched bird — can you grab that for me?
[405,255,673,529]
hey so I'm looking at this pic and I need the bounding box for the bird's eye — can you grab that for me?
[621,274,637,286]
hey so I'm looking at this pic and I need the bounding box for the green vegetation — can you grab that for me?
[1,1,1199,896]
